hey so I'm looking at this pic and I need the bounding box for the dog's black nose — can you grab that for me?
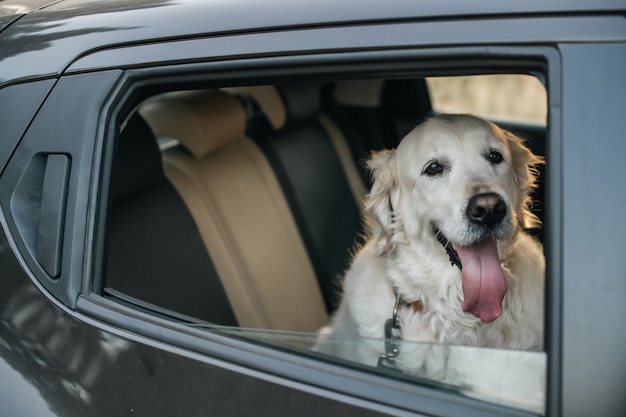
[467,193,507,227]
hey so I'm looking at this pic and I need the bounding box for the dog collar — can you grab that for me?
[435,229,463,270]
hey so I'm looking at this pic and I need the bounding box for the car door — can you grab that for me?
[1,3,625,417]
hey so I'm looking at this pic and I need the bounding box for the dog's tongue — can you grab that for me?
[454,236,507,323]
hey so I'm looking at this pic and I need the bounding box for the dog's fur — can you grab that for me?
[318,114,545,408]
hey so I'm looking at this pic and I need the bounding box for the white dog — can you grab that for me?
[318,114,545,410]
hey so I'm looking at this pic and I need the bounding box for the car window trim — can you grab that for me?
[74,46,561,417]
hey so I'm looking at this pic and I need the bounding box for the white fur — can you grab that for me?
[318,114,545,411]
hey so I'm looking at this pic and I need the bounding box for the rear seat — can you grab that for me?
[323,79,433,187]
[139,89,329,331]
[235,84,366,312]
[106,113,238,325]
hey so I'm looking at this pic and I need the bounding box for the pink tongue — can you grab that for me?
[454,236,507,323]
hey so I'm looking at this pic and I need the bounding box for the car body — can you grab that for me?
[1,0,625,416]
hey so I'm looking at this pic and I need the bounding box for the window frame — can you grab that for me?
[75,45,560,417]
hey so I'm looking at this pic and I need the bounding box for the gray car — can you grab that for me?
[1,0,625,416]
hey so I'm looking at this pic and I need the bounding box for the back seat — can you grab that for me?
[106,113,238,325]
[235,84,366,312]
[139,89,329,331]
[324,79,433,187]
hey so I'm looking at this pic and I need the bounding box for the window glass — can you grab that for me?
[426,74,547,125]
[214,327,547,414]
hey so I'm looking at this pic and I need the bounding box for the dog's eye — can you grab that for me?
[423,161,444,176]
[488,150,504,165]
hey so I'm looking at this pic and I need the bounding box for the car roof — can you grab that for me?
[0,0,57,17]
[1,0,625,87]
[0,0,56,32]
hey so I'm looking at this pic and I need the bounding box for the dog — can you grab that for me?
[317,114,545,410]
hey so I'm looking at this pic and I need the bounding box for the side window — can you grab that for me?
[104,73,548,414]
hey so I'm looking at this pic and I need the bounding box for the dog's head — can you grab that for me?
[365,114,543,322]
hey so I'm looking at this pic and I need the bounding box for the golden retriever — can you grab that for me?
[318,114,545,409]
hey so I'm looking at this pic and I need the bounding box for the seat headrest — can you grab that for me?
[233,84,320,130]
[277,84,321,127]
[224,85,286,130]
[111,113,164,202]
[332,79,385,108]
[139,90,246,158]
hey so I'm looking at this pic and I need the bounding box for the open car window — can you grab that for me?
[103,73,549,415]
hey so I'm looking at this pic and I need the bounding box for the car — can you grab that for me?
[1,0,625,416]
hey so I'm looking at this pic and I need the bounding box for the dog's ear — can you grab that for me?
[505,130,545,229]
[365,150,397,255]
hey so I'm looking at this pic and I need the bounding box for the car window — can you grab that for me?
[103,74,548,415]
[426,74,548,126]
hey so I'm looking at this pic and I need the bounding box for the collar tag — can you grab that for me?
[378,318,402,370]
[378,292,403,370]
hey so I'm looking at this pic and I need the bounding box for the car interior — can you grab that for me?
[103,77,546,332]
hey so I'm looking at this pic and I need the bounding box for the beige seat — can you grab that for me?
[139,90,328,331]
[227,85,366,206]
[227,85,367,313]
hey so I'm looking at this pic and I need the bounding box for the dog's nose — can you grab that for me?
[467,193,507,227]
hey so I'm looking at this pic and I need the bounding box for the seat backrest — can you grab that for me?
[106,113,237,325]
[139,90,329,331]
[325,79,433,187]
[241,84,366,313]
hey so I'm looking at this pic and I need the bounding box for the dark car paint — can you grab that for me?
[1,0,626,416]
[0,227,400,417]
[0,14,18,31]
[0,0,57,33]
[0,60,523,417]
[1,0,625,86]
[0,79,56,174]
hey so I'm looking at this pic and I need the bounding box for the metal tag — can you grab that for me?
[378,317,402,370]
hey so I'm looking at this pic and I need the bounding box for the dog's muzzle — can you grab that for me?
[433,195,510,324]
